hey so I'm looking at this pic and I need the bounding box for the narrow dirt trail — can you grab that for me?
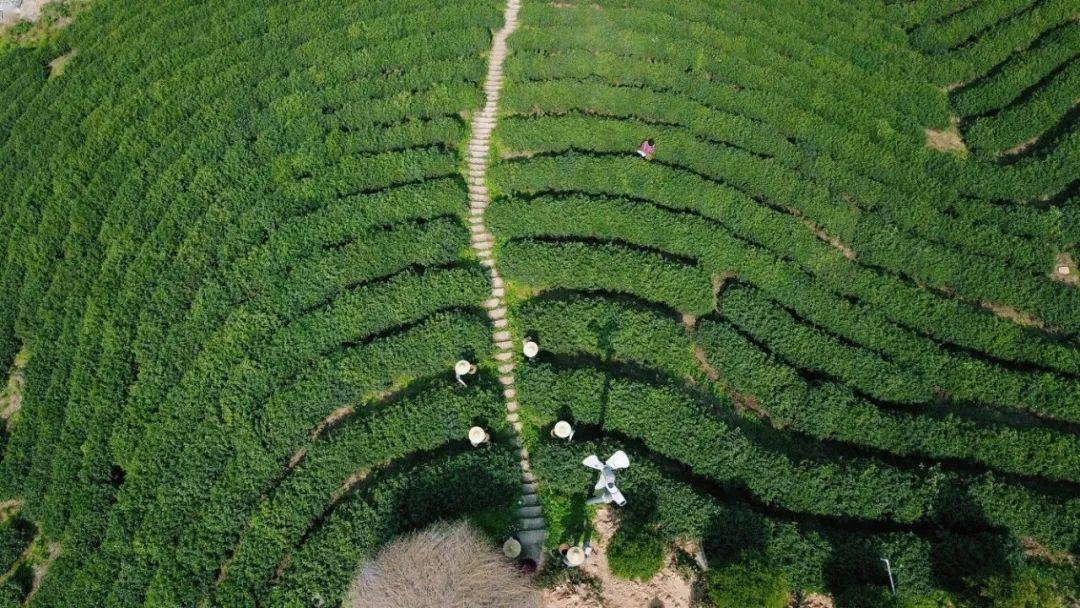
[465,0,547,563]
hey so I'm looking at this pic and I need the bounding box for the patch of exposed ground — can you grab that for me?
[543,507,697,608]
[692,344,770,421]
[0,499,21,521]
[500,148,536,160]
[782,207,857,260]
[1051,252,1077,286]
[549,1,602,8]
[48,47,74,76]
[923,281,1054,332]
[1022,537,1076,567]
[22,541,60,606]
[1002,135,1040,156]
[0,347,28,424]
[803,218,856,260]
[925,116,967,154]
[791,593,835,608]
[980,301,1046,329]
[0,0,82,37]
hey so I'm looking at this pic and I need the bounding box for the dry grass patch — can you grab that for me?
[48,47,74,77]
[926,117,968,154]
[1051,252,1077,286]
[347,521,540,608]
[0,347,28,424]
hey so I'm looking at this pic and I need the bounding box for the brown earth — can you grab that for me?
[1051,252,1077,286]
[925,116,968,154]
[543,507,698,608]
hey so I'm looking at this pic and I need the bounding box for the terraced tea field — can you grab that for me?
[0,0,1076,606]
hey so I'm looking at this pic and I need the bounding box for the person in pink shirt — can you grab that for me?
[637,138,655,159]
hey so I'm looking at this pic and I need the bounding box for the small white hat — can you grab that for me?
[502,537,522,559]
[523,340,539,358]
[468,426,487,446]
[553,420,573,439]
[564,546,586,567]
[455,360,472,376]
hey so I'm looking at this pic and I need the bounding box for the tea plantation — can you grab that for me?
[0,0,1076,606]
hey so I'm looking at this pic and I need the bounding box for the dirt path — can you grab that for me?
[464,0,547,564]
[542,507,697,608]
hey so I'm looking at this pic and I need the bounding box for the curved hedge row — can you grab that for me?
[0,1,517,606]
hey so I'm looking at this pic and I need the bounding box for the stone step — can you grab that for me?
[520,493,539,506]
[503,387,516,398]
[469,223,485,234]
[494,351,513,362]
[491,287,505,298]
[517,505,543,519]
[518,517,546,531]
[491,276,505,289]
[506,412,519,423]
[497,362,515,374]
[488,307,507,320]
[512,435,523,447]
[521,481,538,493]
[499,375,515,386]
[483,298,501,309]
[494,340,512,349]
[481,258,496,269]
[511,421,523,432]
[493,330,511,341]
[516,529,547,547]
[522,470,536,483]
[492,318,508,328]
[519,446,529,460]
[505,400,519,412]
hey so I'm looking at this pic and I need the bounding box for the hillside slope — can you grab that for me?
[0,0,1076,606]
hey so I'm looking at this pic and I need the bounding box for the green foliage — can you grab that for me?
[706,558,790,608]
[982,568,1067,608]
[0,0,1076,605]
[0,517,34,576]
[607,529,665,582]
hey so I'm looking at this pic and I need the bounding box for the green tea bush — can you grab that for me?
[607,528,666,582]
[705,558,790,608]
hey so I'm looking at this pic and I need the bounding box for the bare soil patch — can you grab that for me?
[980,301,1046,329]
[1002,135,1040,156]
[792,593,835,608]
[0,347,28,424]
[543,507,697,608]
[22,542,60,606]
[1051,252,1077,286]
[925,116,967,154]
[1022,537,1076,567]
[48,47,74,76]
[0,499,21,521]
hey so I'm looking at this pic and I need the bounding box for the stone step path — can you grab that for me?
[466,0,546,565]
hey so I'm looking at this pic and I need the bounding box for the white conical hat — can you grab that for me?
[523,340,539,358]
[468,426,487,445]
[553,420,572,438]
[564,546,586,566]
[503,537,522,559]
[455,360,472,375]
